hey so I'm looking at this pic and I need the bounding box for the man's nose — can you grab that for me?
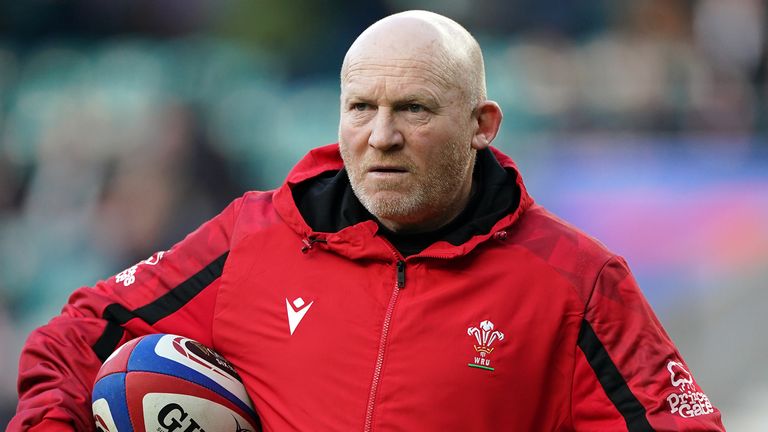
[368,109,404,150]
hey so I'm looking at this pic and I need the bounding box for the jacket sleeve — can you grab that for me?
[8,196,243,432]
[571,256,725,431]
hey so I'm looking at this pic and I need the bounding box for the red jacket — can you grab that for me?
[11,144,724,431]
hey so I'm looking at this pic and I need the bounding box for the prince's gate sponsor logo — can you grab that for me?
[115,251,165,287]
[665,360,714,418]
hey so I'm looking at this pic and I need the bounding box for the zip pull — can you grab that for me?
[301,236,327,253]
[396,260,406,288]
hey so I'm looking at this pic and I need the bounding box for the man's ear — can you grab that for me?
[470,101,503,150]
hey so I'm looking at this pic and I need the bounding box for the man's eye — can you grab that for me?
[352,103,368,111]
[406,104,424,113]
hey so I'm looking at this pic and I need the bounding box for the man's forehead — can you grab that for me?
[342,56,453,90]
[341,79,444,105]
[342,14,455,80]
[339,11,480,106]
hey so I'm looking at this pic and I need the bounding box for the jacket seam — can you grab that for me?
[211,193,246,354]
[581,255,617,318]
[570,254,616,428]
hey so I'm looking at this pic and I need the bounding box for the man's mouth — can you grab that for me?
[367,165,409,174]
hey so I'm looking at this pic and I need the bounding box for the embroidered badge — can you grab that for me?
[467,320,504,371]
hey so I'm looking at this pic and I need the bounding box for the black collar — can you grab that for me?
[292,148,521,256]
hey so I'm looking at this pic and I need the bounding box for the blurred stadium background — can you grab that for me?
[1,0,766,429]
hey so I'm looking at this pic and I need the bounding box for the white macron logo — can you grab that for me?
[286,297,314,335]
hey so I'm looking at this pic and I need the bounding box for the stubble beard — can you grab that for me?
[341,138,476,232]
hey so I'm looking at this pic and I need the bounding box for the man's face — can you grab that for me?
[339,56,477,232]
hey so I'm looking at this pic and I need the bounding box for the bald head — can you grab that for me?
[341,10,487,108]
[337,11,503,232]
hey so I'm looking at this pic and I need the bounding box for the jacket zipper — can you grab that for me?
[363,259,406,432]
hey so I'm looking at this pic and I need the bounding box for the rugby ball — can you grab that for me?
[92,333,260,432]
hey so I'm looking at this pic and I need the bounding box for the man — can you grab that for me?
[11,10,724,431]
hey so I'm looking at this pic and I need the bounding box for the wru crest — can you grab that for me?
[467,320,504,358]
[467,320,504,371]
